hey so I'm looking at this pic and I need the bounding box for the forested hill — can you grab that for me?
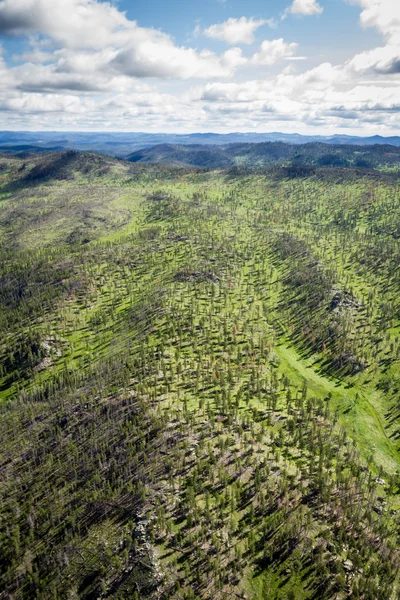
[2,150,400,599]
[1,131,400,157]
[127,141,400,171]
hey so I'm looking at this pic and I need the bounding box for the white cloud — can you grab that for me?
[194,58,400,132]
[345,1,400,75]
[0,92,89,114]
[110,45,246,80]
[0,0,246,80]
[355,0,400,43]
[0,0,399,134]
[0,0,131,49]
[2,67,400,132]
[348,45,400,74]
[14,48,54,64]
[284,0,323,17]
[204,17,268,45]
[251,39,298,65]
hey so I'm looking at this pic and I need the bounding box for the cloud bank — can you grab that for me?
[0,0,398,134]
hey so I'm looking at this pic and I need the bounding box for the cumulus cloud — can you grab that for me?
[0,0,131,49]
[0,0,246,80]
[0,92,88,114]
[110,44,246,80]
[284,0,323,17]
[195,58,400,131]
[0,0,399,134]
[355,0,400,43]
[251,39,298,65]
[348,45,400,74]
[345,1,400,76]
[204,17,269,45]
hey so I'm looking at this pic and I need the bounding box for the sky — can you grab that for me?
[0,0,399,134]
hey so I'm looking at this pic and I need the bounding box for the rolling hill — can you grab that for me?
[1,131,400,158]
[127,141,400,171]
[1,151,400,599]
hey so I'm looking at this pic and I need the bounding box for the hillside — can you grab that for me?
[2,152,400,599]
[127,141,400,171]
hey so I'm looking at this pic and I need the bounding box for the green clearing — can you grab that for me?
[1,152,400,599]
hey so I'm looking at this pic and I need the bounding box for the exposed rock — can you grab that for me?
[344,559,354,571]
[330,290,361,312]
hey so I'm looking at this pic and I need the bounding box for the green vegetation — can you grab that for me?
[127,141,400,172]
[2,151,400,599]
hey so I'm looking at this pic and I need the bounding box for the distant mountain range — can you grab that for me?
[1,131,400,158]
[126,141,400,171]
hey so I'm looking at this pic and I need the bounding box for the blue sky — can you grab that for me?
[0,0,398,134]
[120,0,380,54]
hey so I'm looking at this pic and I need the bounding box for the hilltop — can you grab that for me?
[127,141,400,171]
